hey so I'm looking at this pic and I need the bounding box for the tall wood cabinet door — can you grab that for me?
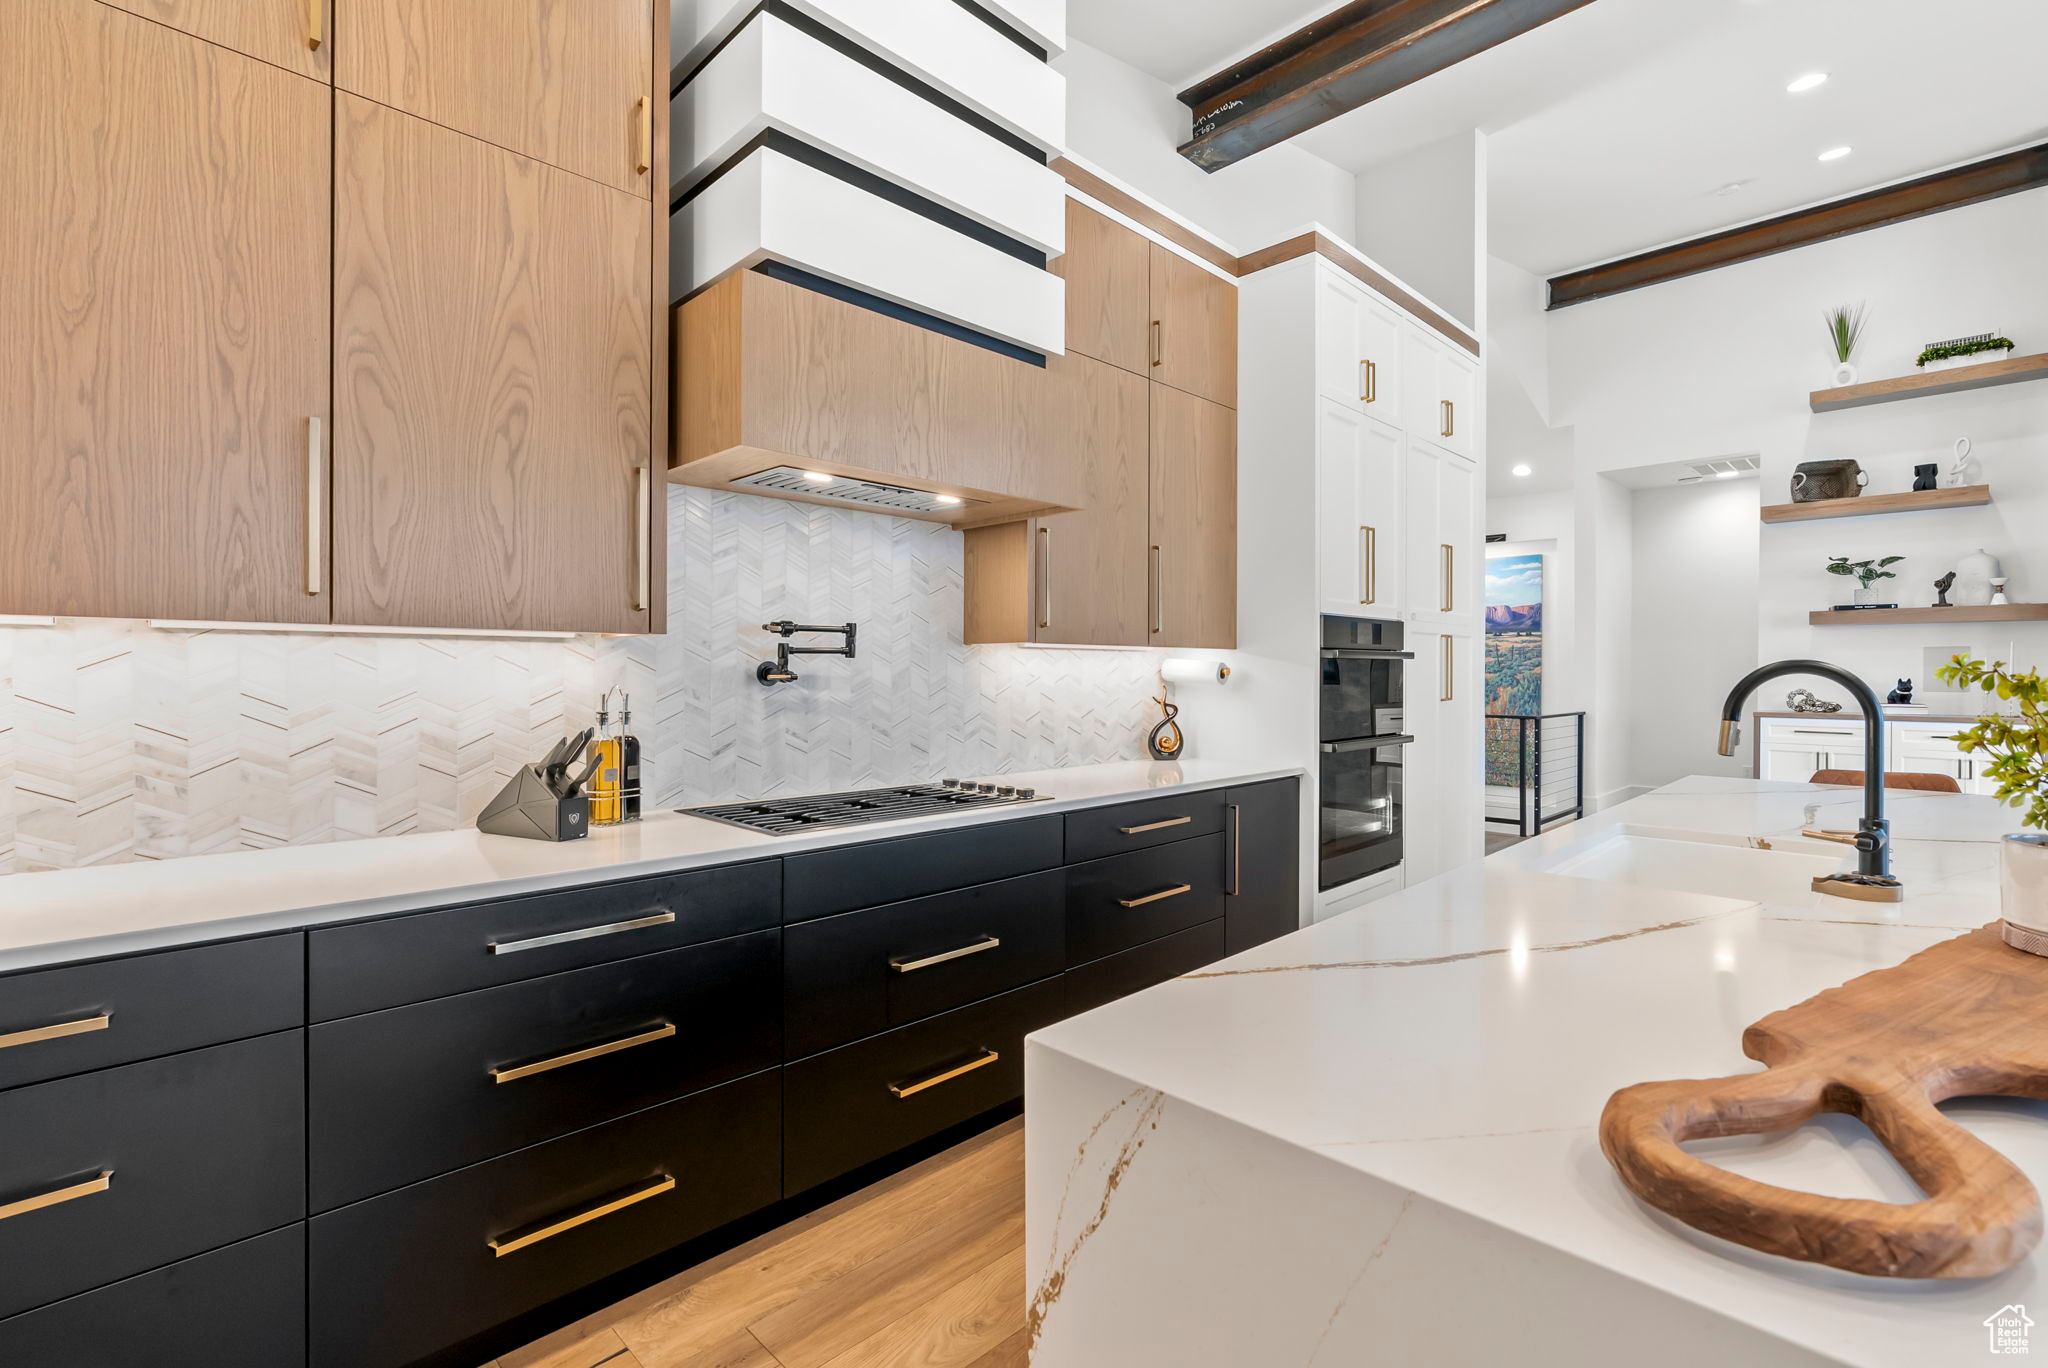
[1149,385,1236,649]
[1055,200,1151,376]
[1149,244,1237,408]
[333,96,654,633]
[339,0,655,196]
[0,0,331,623]
[1035,354,1150,646]
[98,0,331,79]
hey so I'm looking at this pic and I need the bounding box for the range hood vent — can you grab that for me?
[1687,456,1761,480]
[733,466,987,515]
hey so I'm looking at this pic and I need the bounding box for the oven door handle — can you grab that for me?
[1320,649,1416,660]
[1320,734,1416,753]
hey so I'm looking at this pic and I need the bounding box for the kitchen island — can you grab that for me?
[1024,776,2033,1366]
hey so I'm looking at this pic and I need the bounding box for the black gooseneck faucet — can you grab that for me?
[1717,659,1892,882]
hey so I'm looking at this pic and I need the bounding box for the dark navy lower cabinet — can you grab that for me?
[1224,778,1304,954]
[0,1225,305,1368]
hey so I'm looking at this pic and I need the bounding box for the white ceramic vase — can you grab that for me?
[1955,548,2002,607]
[2001,834,2048,956]
[1831,361,1859,387]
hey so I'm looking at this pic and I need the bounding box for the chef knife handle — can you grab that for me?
[1600,1064,2036,1278]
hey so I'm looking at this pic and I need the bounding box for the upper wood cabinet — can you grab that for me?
[963,354,1149,647]
[339,0,656,196]
[1149,243,1238,409]
[1150,384,1237,649]
[332,96,655,633]
[98,0,331,81]
[1055,200,1151,376]
[0,0,331,623]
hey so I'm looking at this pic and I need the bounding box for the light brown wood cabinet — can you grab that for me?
[98,0,332,82]
[1055,200,1152,376]
[1149,385,1237,649]
[963,354,1149,646]
[332,96,657,633]
[339,0,656,197]
[0,0,332,623]
[1150,243,1238,408]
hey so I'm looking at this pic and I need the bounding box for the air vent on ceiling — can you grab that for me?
[1688,456,1761,480]
[734,466,985,515]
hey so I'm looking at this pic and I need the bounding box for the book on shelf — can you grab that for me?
[1828,602,1900,612]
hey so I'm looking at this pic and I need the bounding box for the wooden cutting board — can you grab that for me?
[1601,923,2048,1278]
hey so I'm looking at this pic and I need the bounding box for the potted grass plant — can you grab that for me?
[1936,655,2048,955]
[1824,302,1869,386]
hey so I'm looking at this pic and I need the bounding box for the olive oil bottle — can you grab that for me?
[589,692,624,825]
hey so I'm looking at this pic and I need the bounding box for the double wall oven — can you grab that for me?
[1319,616,1412,891]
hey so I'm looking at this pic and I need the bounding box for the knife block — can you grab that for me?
[477,766,590,842]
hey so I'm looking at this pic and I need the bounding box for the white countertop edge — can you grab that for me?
[0,761,1305,973]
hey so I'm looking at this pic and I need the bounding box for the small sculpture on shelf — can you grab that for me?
[1934,572,1957,607]
[1992,577,2012,606]
[1786,688,1844,715]
[1888,679,1915,706]
[1913,463,1940,492]
[1146,693,1184,760]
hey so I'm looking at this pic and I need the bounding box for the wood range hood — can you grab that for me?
[671,269,1082,528]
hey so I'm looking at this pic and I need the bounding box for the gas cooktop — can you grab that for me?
[678,780,1047,836]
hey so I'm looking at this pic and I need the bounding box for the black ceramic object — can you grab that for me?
[1913,464,1940,492]
[1146,694,1184,760]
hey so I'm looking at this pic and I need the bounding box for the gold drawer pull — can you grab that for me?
[1119,816,1191,835]
[307,0,322,50]
[488,1174,675,1258]
[0,1013,110,1052]
[0,1171,112,1223]
[890,1047,1000,1099]
[490,1023,676,1085]
[890,936,1002,974]
[1119,883,1191,908]
[488,911,675,956]
[635,95,653,176]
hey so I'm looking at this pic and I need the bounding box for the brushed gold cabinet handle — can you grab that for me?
[1120,816,1191,835]
[1036,525,1052,631]
[634,96,652,176]
[633,465,652,612]
[1440,543,1453,613]
[1120,883,1192,908]
[306,416,324,596]
[890,1048,1000,1099]
[488,910,675,956]
[489,1022,676,1084]
[891,936,1002,974]
[488,1174,675,1257]
[1441,635,1454,703]
[0,1013,110,1052]
[1360,525,1376,605]
[1362,358,1377,404]
[307,0,322,50]
[1150,320,1162,368]
[0,1171,112,1224]
[1445,399,1455,438]
[1150,545,1163,635]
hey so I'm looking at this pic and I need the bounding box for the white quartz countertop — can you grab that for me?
[0,760,1300,972]
[1029,776,2033,1366]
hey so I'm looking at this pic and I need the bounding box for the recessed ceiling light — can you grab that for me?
[1786,72,1828,93]
[1818,146,1853,162]
[1511,464,1532,478]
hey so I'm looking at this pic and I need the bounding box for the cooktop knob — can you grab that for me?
[941,778,961,788]
[996,785,1016,796]
[1015,787,1036,799]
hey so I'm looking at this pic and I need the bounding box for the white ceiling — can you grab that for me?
[1075,0,2048,277]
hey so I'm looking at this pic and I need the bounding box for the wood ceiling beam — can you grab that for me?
[1176,0,1596,173]
[1549,142,2048,309]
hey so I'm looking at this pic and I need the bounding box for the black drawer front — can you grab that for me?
[783,816,1062,923]
[784,870,1065,1058]
[310,1070,780,1368]
[1225,778,1301,955]
[309,930,780,1211]
[0,1224,305,1368]
[784,978,1063,1195]
[0,936,302,1093]
[1066,920,1226,1018]
[1065,833,1227,966]
[0,1032,305,1319]
[1063,789,1226,864]
[307,859,782,1020]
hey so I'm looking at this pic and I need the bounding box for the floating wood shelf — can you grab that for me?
[1810,604,2048,626]
[1811,352,2048,412]
[1761,485,1992,523]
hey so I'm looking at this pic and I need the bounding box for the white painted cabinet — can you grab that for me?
[1407,623,1483,883]
[1756,716,1993,794]
[1402,322,1479,460]
[1315,398,1404,618]
[1403,438,1481,633]
[1315,267,1403,420]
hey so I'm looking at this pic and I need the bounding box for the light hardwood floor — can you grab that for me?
[491,1120,1027,1368]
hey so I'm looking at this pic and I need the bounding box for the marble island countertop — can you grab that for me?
[1024,777,2032,1367]
[0,759,1300,973]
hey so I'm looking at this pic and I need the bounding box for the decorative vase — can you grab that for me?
[2001,834,2048,957]
[1854,584,1881,606]
[1146,693,1184,760]
[1831,361,1859,387]
[1955,548,2002,606]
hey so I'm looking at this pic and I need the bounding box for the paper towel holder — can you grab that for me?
[1161,657,1232,686]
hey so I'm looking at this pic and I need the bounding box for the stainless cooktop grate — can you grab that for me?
[679,782,1045,835]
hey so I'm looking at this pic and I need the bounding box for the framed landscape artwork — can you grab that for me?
[1485,553,1543,784]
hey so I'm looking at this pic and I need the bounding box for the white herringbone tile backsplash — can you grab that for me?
[0,489,1165,873]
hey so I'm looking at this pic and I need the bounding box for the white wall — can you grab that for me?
[1355,132,1484,329]
[1626,479,1760,789]
[1056,40,1356,250]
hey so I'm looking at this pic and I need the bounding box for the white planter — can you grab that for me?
[1922,350,2013,373]
[1831,361,1859,387]
[2002,834,2048,956]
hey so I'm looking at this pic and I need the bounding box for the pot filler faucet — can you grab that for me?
[1718,659,1903,901]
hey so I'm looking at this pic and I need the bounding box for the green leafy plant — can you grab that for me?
[1916,336,2016,368]
[1826,555,1903,590]
[1824,302,1869,363]
[1935,654,2048,831]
